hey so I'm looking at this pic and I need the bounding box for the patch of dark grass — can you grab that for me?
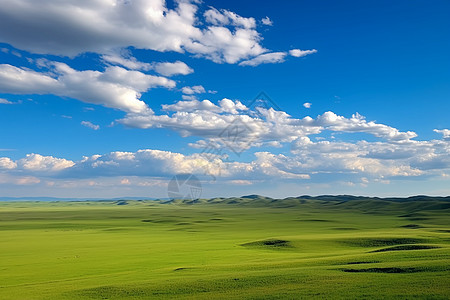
[340,237,427,247]
[399,213,424,218]
[370,245,441,253]
[295,219,334,222]
[173,267,190,271]
[341,267,421,273]
[400,224,423,229]
[102,227,130,232]
[332,227,358,230]
[407,217,430,221]
[241,239,292,248]
[346,261,380,265]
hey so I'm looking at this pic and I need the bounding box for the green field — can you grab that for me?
[1,196,449,299]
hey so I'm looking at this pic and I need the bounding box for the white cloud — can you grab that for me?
[181,95,198,101]
[120,178,131,185]
[103,54,194,77]
[154,61,194,76]
[289,49,317,57]
[0,0,283,65]
[0,98,13,104]
[102,53,152,71]
[18,154,74,171]
[290,140,425,177]
[0,62,175,113]
[16,176,40,185]
[229,180,253,185]
[81,121,100,130]
[303,102,312,108]
[182,85,206,95]
[119,100,418,148]
[2,135,449,184]
[434,129,450,140]
[0,157,17,169]
[0,64,60,94]
[239,52,287,66]
[185,26,266,64]
[204,7,230,27]
[261,17,273,26]
[1,125,450,188]
[0,0,199,56]
[163,99,220,113]
[7,149,308,181]
[204,7,256,29]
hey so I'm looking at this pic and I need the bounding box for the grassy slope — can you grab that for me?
[0,198,449,299]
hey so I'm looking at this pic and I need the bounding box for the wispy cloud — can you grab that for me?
[81,121,100,130]
[0,98,14,104]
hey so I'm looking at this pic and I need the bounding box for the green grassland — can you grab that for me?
[0,196,449,299]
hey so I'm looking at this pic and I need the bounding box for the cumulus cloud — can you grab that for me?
[81,121,100,130]
[0,64,60,94]
[0,157,17,169]
[289,49,317,57]
[0,62,175,113]
[0,97,449,186]
[119,99,419,151]
[290,140,425,177]
[0,0,199,56]
[434,129,450,140]
[239,52,287,66]
[0,0,282,65]
[2,134,450,187]
[18,154,74,171]
[303,102,312,108]
[1,149,309,181]
[204,7,256,29]
[186,25,265,64]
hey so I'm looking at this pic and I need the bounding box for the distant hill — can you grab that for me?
[0,196,165,202]
[165,195,450,214]
[2,194,450,214]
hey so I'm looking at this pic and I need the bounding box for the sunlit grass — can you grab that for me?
[0,199,449,299]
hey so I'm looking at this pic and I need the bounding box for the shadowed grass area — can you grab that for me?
[371,245,441,252]
[341,267,425,273]
[241,239,292,249]
[400,224,423,229]
[0,197,449,299]
[340,238,429,247]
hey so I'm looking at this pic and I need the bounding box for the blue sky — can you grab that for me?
[0,0,449,198]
